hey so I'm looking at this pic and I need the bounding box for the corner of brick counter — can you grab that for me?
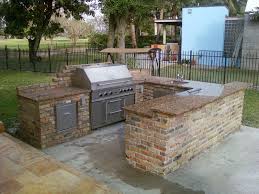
[125,89,245,176]
[16,64,93,149]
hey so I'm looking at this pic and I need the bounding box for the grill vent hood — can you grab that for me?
[72,64,133,90]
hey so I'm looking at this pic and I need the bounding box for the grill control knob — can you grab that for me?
[109,91,113,95]
[119,89,123,93]
[104,92,108,96]
[123,89,127,92]
[99,93,103,97]
[131,88,134,91]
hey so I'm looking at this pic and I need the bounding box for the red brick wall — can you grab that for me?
[125,90,245,175]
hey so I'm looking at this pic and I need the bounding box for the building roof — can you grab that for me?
[183,5,229,10]
[100,48,152,54]
[225,17,244,21]
[154,19,182,26]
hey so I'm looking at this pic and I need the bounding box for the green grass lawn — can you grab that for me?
[0,38,88,50]
[243,89,259,128]
[0,70,52,128]
[0,70,258,129]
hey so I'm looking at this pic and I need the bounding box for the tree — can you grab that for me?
[99,0,155,62]
[0,17,4,36]
[190,0,240,15]
[58,17,93,46]
[0,0,93,62]
[128,1,156,48]
[100,0,154,47]
[44,17,64,46]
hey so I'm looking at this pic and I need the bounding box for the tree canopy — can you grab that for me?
[0,0,94,61]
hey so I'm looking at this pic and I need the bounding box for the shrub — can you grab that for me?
[88,32,108,48]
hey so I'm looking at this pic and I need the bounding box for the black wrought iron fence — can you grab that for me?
[0,47,107,73]
[1,47,259,88]
[125,50,259,88]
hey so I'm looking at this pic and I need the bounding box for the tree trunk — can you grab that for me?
[50,37,54,49]
[107,15,116,48]
[135,25,140,44]
[130,23,137,48]
[28,32,42,63]
[72,36,77,47]
[156,9,164,43]
[115,17,127,63]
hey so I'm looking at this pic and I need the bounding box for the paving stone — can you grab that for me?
[26,158,60,177]
[0,133,118,194]
[0,179,22,194]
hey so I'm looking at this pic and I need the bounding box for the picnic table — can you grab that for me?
[100,48,161,64]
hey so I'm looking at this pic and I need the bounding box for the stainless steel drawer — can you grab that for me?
[56,102,77,131]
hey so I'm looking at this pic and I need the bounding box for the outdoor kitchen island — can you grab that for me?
[124,74,248,176]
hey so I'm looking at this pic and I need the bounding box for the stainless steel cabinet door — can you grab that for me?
[91,94,135,129]
[91,100,106,129]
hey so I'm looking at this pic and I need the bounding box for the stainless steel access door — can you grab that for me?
[91,94,135,129]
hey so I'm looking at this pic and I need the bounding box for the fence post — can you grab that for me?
[158,50,161,76]
[86,48,89,64]
[189,51,192,80]
[5,45,8,69]
[223,52,227,84]
[18,47,21,71]
[133,53,135,68]
[66,48,69,66]
[33,59,36,72]
[48,47,51,73]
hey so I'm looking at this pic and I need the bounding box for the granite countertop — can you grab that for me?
[19,87,89,101]
[125,75,248,117]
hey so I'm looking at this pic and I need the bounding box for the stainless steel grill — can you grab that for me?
[72,63,135,129]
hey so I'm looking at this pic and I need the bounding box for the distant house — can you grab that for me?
[155,4,259,68]
[155,6,242,66]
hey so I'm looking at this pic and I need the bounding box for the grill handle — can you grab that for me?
[97,80,130,86]
[109,110,123,114]
[105,98,125,121]
[109,99,123,103]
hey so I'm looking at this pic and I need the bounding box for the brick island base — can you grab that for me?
[125,90,245,176]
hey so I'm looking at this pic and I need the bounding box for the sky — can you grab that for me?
[83,0,102,20]
[245,0,259,12]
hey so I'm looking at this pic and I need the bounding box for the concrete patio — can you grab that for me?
[44,123,259,194]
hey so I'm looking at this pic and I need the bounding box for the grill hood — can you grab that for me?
[72,64,133,90]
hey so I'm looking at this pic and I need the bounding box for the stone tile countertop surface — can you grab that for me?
[18,87,89,102]
[125,74,248,117]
